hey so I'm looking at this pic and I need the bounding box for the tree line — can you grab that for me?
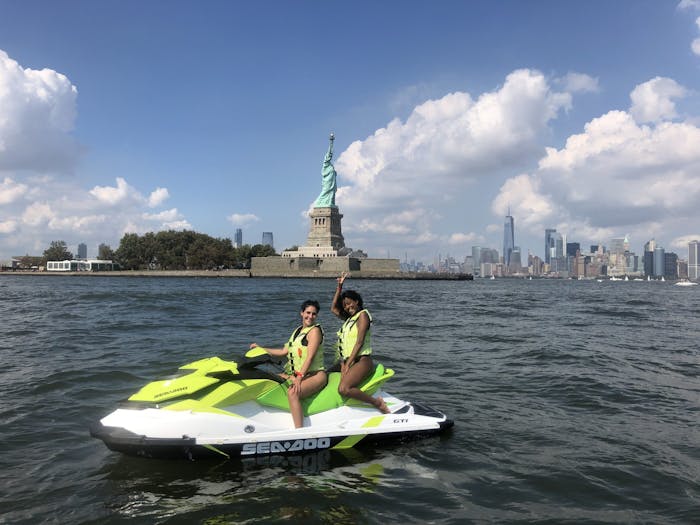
[38,231,276,270]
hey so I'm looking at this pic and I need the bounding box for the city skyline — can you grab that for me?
[2,2,700,263]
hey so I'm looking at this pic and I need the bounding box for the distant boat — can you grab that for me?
[624,275,629,281]
[647,275,651,281]
[490,275,495,280]
[674,279,698,287]
[661,276,665,282]
[609,275,620,281]
[633,277,643,281]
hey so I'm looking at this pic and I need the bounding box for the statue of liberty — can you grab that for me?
[313,133,337,208]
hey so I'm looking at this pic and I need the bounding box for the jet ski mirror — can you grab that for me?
[245,346,268,359]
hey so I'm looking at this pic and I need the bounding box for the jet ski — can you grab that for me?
[90,348,454,460]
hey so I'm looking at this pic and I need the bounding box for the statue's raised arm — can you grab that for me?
[313,133,337,208]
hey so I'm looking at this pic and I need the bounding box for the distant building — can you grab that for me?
[566,242,580,258]
[262,232,274,249]
[643,239,656,277]
[509,246,522,274]
[653,246,665,277]
[503,212,514,269]
[664,252,678,279]
[77,243,87,260]
[545,228,557,264]
[234,228,243,248]
[689,240,699,280]
[46,259,120,272]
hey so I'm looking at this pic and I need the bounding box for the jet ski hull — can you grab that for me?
[91,399,453,460]
[90,356,453,460]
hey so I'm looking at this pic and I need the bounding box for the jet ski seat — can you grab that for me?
[256,363,395,415]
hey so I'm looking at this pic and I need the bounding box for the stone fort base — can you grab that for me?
[251,256,399,277]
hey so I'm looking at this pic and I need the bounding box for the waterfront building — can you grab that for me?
[471,246,482,277]
[653,246,665,277]
[545,230,566,273]
[234,228,243,248]
[664,252,678,279]
[545,229,556,264]
[46,259,120,272]
[689,240,699,280]
[77,243,87,260]
[503,212,514,269]
[528,253,544,276]
[509,246,522,274]
[644,239,656,276]
[463,255,474,275]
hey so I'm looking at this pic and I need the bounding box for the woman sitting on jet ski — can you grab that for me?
[331,273,390,414]
[250,300,328,428]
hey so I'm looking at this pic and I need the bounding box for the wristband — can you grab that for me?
[294,371,303,377]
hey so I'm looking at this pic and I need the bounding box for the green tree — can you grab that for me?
[98,244,114,260]
[43,241,73,263]
[114,233,144,270]
[113,230,256,270]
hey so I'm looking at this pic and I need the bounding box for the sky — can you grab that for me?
[1,0,700,264]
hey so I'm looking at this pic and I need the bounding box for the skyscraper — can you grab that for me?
[688,240,699,280]
[77,243,87,260]
[234,228,243,248]
[644,239,656,277]
[545,228,556,264]
[653,246,665,277]
[262,232,274,249]
[503,212,514,268]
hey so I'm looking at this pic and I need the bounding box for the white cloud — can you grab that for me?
[90,177,136,205]
[227,213,260,226]
[678,0,700,10]
[0,50,80,173]
[630,77,687,123]
[142,208,181,222]
[148,187,169,207]
[557,72,600,93]
[448,232,479,245]
[48,214,107,231]
[493,77,700,249]
[0,50,193,259]
[491,173,555,231]
[334,69,576,257]
[21,201,54,227]
[671,233,700,249]
[0,177,28,204]
[0,220,17,234]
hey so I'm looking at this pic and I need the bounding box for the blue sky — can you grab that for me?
[1,0,700,263]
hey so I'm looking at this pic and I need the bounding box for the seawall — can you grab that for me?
[0,269,472,280]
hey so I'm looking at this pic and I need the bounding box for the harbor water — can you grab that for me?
[0,275,698,524]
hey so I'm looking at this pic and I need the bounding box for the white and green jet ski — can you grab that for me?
[90,349,453,460]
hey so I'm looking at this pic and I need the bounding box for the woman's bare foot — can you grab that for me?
[376,397,390,414]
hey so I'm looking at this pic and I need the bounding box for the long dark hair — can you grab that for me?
[335,289,363,319]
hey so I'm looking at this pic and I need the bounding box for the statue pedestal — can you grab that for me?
[305,207,345,253]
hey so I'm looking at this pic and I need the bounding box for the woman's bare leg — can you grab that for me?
[288,372,328,428]
[338,358,390,413]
